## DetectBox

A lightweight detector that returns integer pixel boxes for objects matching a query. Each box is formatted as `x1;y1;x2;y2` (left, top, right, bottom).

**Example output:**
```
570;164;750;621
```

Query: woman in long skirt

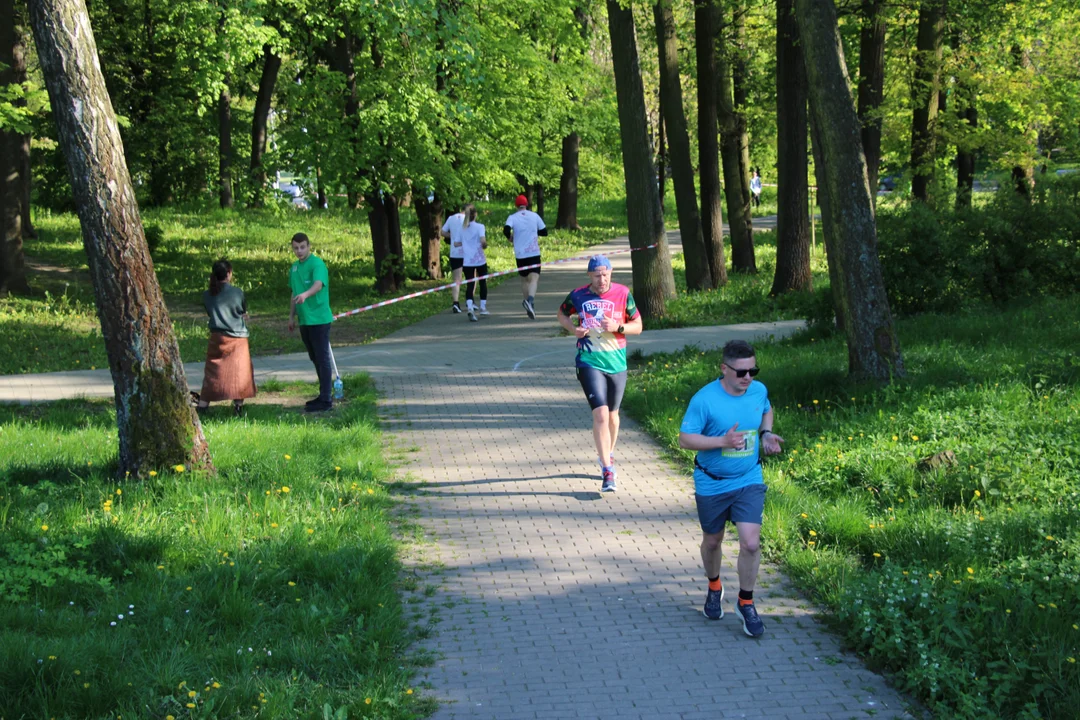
195;259;256;416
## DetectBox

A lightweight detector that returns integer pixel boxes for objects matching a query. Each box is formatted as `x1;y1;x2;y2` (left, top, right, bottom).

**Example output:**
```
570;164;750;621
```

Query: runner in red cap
504;194;548;319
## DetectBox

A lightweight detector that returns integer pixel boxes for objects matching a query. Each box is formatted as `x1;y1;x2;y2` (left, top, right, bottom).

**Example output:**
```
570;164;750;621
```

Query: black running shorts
576;366;627;411
449;257;464;271
516;255;541;277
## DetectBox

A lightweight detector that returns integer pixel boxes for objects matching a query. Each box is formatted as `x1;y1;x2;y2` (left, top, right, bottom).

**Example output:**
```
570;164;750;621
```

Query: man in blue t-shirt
678;340;785;638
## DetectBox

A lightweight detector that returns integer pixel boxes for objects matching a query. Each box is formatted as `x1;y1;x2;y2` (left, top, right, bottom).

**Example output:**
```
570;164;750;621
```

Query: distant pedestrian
195;259;256;416
556;255;642;493
455;203;489;322
287;232;334;412
504;194;548;319
441;209;466;314
678;340;784;638
750;169;762;208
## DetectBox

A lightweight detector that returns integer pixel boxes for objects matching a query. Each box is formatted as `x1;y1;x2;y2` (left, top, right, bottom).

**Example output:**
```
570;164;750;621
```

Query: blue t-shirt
679;379;771;495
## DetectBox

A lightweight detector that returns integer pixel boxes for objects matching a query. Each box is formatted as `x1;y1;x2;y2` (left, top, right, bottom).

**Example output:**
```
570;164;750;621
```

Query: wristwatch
617;324;625;334
760;429;773;438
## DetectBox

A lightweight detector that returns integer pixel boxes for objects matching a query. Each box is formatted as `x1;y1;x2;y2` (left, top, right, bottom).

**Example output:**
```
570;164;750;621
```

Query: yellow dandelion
307;528;314;534
186;704;196;709
271;522;279;528
974;490;981;498
800;513;808;519
807;540;816;546
1073;624;1078;630
83;682;90;689
48;655;56;660
406;688;414;695
186;586;192;591
288;581;296;586
813;400;819;405
115;488;122;495
281;486;291;493
891;435;899;442
156;565;164;570
1070;658;1077;664
188;690;197;698
148;470;157;477
1050;603;1059;609
367;488;375;495
873;553;882;558
365;698;372;705
284;454;292;460
41;524;48;532
266;490;271;495
1047;536;1055;541
173;464;185;472
335;466;341;472
911;435;919;441
809;530;818;537
967;567;974;574
167;716;176;720
1006;609;1012;614
1040;604;1046;609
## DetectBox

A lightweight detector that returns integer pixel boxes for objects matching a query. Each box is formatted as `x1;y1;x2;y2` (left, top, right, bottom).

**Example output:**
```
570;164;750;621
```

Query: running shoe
479;307;491;316
734;599;765;638
468;309;478;322
523;299;536;319
452;302;462;313
601;470;616;493
703;586;725;620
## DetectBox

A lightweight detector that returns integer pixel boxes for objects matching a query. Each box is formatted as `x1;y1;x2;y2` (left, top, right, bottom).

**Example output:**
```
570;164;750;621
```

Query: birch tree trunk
796;0;903;381
28;0;213;473
654;0;711;290
607;0;675;318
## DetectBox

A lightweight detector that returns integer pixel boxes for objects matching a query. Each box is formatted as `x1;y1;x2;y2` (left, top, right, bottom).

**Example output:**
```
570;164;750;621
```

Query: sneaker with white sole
523;299;536;319
479;307;490;316
734;599;765;637
468;309;478;322
452;302;462;313
600;470;616;493
703;586;724;620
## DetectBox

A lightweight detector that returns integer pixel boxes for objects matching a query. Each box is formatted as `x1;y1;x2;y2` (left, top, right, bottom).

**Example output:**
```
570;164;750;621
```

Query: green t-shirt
289;254;333;326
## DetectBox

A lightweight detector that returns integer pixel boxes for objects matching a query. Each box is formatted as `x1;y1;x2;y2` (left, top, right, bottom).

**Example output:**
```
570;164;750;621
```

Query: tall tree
857;0;886;200
694;0;727;286
910;0;945;204
717;3;755;273
249;43;281;207
1;0;31;294
796;0;903;382
955;103;977;207
29;0;213;473
555;132;582;230
771;0;811;295
808;112;845;331
218;83;234;209
654;0;711;291
607;0;675;318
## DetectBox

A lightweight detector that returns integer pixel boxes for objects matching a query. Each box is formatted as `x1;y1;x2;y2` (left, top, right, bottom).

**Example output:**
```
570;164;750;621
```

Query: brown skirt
200;333;257;401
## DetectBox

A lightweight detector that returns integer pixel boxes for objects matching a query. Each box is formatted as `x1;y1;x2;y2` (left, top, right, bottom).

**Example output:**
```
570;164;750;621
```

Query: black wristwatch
617;324;625;334
760;429;773;438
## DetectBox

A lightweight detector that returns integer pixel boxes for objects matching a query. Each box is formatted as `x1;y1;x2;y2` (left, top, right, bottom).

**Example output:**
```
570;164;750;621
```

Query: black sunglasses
724;365;760;378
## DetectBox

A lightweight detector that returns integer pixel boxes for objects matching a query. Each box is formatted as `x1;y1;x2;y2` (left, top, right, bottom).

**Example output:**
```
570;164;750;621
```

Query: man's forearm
678;432;726;451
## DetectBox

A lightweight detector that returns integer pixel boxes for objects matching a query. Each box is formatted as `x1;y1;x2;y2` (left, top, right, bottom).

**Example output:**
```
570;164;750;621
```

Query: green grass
648;230;830;329
0;375;434;719
3;197;630;375
622;296;1080;719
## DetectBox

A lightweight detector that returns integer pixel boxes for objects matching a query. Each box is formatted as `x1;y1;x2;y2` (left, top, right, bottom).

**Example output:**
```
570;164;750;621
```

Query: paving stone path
2;228;917;719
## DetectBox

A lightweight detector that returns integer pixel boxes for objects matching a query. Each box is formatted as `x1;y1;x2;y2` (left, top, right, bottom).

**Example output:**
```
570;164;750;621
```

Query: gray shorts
695;484;767;534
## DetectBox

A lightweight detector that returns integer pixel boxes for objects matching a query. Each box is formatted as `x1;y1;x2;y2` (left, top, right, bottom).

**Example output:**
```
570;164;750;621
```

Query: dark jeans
299;323;333;403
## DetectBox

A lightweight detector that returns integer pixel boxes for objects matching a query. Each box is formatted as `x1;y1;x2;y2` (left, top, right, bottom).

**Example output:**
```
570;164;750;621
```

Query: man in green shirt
287;232;334;412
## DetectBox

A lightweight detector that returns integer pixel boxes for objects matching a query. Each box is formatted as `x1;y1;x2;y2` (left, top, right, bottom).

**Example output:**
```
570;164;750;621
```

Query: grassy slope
622;297;1080;719
3;198;630;375
0;376;434;719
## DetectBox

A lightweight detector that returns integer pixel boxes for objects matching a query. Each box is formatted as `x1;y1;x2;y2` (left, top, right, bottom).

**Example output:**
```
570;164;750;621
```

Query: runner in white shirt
503;194;548;319
455;204;489;322
440;211;466;314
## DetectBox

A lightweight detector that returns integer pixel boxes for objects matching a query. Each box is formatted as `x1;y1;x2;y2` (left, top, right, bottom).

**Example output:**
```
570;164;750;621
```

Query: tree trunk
415;194;444;280
555;132;582;230
249;43;281;208
1010;45;1034;199
717;9;755;273
955;105;977;208
771;0;811;296
909;0;945;204
386;193;405;286
657;112;667;213
366;193;397;294
516;173;534;208
695;0;727;286
654;0;711;291
316;165;327;209
536;184;545;219
797;0;903;382
1;0;30;294
857;0;886;201
218;84;234;209
808;112;844;332
29;0;213;474
20;131;34;238
606;0;676;318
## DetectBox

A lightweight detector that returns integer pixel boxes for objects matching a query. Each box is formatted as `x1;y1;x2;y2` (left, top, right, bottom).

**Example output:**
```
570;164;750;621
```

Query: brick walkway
372;240;916;719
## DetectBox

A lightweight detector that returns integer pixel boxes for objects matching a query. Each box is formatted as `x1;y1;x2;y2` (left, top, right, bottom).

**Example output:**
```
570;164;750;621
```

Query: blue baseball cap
587;255;612;272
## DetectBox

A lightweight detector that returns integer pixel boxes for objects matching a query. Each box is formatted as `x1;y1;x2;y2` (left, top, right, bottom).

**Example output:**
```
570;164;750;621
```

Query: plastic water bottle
333;376;344;400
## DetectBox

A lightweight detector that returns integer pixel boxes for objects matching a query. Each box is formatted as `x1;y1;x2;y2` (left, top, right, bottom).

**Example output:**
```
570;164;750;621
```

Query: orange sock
738;597;754;606
708;578;722;592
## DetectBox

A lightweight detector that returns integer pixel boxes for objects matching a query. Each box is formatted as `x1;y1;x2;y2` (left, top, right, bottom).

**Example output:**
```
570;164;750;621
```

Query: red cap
515;194;528;207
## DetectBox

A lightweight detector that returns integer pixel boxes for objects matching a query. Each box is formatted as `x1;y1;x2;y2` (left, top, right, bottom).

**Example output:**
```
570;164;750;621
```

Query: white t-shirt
504;209;546;258
441;213;466;259
459;221;487;266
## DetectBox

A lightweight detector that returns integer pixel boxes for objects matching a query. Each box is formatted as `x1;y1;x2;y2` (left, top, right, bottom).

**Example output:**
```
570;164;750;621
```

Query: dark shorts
695;484;767;534
449;256;464;271
516;255;541;277
576;366;627;411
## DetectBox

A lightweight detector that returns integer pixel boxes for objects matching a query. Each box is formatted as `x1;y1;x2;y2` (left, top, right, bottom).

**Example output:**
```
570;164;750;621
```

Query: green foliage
877;174;1080;314
0;376;430;719
624;295;1080;718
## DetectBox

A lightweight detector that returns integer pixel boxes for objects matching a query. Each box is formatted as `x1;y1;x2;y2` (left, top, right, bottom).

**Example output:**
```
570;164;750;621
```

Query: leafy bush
877;175;1080;314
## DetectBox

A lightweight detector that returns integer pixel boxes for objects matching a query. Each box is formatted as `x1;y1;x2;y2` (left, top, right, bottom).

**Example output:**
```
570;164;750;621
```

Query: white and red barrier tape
332;243;659;320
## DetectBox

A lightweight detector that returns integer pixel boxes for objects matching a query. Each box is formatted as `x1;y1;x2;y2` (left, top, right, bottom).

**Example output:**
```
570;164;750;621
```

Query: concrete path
1;227;916;719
